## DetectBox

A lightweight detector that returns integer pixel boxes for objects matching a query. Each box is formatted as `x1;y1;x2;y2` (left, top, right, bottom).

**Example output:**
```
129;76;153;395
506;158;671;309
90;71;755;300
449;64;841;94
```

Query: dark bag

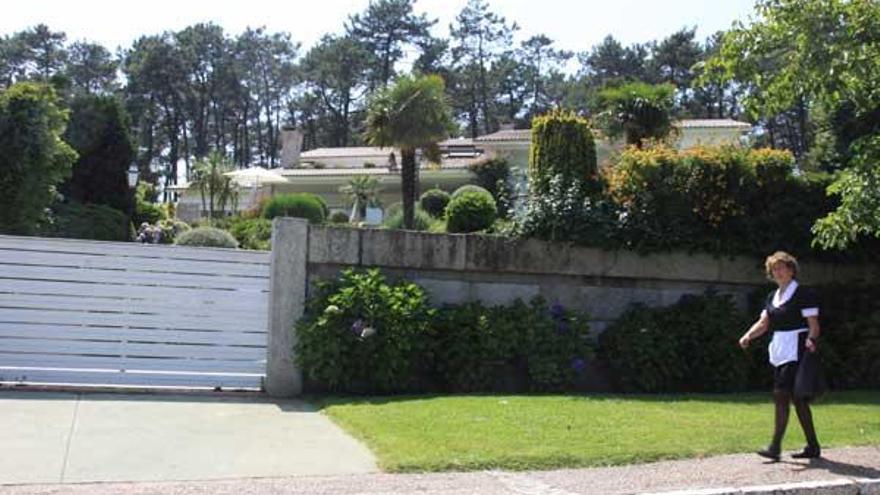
794;350;826;400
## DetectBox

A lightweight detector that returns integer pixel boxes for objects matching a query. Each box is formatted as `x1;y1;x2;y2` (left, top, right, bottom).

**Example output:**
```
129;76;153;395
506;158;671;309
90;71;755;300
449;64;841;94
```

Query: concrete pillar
266;217;308;397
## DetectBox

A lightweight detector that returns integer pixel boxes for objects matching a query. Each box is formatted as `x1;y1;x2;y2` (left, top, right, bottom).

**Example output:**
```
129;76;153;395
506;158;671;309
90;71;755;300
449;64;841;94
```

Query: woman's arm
805;316;820;352
739;312;770;349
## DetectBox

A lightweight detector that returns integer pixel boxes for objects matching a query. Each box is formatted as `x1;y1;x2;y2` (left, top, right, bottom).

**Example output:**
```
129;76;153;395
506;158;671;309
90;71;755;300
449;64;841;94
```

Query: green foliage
41;202;128;241
61;94;134;212
295;269;435;394
528;109;598;197
339;175;381;221
329;211;351;224
467;157;513;218
419;188;451;218
599;292;749;393
445;190;497;234
262;193;326;223
383;207;434;231
226;217;271;251
134;183;167;225
175;226;239;248
433;299;593;392
596;82;675;147
0;82;77;235
451;184;491;199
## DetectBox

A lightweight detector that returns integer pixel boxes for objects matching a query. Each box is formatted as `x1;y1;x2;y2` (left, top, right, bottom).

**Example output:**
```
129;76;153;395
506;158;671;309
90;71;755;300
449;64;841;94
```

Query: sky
3;0;758;55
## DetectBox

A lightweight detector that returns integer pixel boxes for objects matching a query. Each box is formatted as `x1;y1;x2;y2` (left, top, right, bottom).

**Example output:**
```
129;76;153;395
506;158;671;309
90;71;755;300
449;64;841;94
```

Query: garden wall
305;225;876;335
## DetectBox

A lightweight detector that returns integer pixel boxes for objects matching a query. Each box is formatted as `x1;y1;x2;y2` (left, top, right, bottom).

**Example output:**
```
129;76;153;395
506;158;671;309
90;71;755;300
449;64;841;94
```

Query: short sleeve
800;287;820;318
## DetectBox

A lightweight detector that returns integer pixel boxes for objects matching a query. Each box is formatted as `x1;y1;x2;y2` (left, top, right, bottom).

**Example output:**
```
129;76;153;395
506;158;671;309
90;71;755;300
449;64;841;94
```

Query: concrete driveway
0;389;377;485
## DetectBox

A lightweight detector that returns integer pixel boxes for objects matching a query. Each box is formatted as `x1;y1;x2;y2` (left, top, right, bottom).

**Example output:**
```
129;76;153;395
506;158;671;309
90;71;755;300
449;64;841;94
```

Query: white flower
324;305;341;315
360;326;377;338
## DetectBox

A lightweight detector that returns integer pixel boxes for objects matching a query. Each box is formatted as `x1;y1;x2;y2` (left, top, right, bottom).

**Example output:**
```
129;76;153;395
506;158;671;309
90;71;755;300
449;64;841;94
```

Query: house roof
300;147;398;159
474;129;532;143
438;137;476;147
675;119;752;129
277;157;479;178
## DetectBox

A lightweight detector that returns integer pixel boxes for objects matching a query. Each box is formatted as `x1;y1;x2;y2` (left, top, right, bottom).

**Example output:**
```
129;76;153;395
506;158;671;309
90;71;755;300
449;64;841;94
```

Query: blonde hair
765;251;799;280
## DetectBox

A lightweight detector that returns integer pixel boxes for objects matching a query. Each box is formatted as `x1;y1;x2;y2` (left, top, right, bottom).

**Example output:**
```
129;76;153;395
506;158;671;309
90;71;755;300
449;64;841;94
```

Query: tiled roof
474;129;532;142
675;119;752;129
277;157;479;177
438;137;476;146
300;147;398;159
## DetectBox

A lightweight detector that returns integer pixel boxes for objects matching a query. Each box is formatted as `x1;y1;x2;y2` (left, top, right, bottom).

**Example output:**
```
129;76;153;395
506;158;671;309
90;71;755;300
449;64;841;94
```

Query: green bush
295;269;435;394
227;217;271;250
446;190;497;233
384;202;402;218
599;292;749;393
137;218;190;244
451;184;491;199
383;208;435;231
529;109;598;196
175;227;238;248
419;188;451;218
433;299;593;392
329;211;350;224
262;193;326;223
467;157;513;218
42;202;129;241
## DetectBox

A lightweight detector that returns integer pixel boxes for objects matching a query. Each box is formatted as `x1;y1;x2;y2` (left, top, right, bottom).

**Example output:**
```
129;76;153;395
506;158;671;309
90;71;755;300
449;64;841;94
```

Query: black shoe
791;446;821;459
757;446;781;461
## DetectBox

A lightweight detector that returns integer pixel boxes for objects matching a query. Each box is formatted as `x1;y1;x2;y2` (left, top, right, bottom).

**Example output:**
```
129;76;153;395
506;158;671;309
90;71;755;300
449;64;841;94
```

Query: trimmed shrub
467;157;514;217
295;269;435;394
42;202;128;241
451;184;491;199
329;211;350;224
383;207;434;231
599;292;749;393
175;227;238;248
420;188;451;218
446;190;497;233
261;193;326;223
528;109;598;196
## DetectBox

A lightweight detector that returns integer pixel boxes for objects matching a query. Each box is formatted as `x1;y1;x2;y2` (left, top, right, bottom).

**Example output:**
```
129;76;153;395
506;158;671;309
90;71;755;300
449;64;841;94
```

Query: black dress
762;281;819;392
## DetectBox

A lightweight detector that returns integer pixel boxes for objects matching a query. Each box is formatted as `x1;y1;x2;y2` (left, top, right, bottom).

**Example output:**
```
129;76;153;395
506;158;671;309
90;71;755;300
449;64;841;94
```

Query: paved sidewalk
2;445;877;494
0;390;377;485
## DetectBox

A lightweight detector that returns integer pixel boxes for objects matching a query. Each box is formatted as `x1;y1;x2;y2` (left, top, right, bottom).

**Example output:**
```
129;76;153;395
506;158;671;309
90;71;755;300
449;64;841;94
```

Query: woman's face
770;262;794;286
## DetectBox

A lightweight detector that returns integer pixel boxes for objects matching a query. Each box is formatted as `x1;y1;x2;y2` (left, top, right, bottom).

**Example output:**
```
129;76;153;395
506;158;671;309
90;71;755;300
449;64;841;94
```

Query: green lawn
315;391;880;472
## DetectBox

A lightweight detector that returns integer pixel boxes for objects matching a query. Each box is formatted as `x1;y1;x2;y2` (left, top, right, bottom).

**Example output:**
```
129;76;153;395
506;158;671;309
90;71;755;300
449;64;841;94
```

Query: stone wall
305;226;876;334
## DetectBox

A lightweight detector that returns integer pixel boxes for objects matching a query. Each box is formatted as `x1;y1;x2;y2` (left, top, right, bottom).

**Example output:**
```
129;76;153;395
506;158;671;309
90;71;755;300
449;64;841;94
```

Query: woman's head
765;251;798;283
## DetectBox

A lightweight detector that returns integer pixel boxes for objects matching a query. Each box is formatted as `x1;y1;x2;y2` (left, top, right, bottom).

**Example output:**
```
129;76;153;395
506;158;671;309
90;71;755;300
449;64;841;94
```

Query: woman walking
739;251;822;461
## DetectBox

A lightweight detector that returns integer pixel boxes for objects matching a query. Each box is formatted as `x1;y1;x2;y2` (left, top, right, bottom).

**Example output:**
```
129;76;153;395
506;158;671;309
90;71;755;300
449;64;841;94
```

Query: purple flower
351;319;365;336
571;357;586;373
550;302;566;319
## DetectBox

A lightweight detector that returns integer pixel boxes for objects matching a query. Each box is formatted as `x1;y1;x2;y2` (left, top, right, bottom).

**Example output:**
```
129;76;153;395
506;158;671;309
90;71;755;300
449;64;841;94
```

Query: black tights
771;389;819;449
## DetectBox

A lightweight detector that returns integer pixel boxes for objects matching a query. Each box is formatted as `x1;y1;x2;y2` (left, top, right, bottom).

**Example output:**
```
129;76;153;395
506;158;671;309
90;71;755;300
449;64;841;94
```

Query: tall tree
66;41;118;95
649;27;702;110
365;74;453;229
597;82;676;147
578;35;648;87
17;24;68;81
346;0;435;88
0;83;77;234
516;35;572;119
62;94;135;212
450;0;518;137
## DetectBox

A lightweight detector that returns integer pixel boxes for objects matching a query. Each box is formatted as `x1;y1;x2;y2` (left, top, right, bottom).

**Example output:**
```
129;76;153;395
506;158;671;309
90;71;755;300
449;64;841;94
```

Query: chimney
280;127;303;168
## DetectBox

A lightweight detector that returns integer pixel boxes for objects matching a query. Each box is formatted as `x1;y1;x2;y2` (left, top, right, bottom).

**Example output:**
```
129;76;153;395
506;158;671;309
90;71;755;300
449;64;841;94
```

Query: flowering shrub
599;291;748;392
137;219;190;244
295;269;594;394
295;269;435;394
433;299;593;392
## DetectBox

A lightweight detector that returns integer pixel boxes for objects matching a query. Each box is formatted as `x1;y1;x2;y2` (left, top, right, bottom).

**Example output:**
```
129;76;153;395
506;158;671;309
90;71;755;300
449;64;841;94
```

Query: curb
644;478;880;495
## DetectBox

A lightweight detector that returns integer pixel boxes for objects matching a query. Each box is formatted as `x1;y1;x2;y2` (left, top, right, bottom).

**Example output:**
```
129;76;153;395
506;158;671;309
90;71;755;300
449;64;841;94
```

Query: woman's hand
739;334;750;350
806;337;818;353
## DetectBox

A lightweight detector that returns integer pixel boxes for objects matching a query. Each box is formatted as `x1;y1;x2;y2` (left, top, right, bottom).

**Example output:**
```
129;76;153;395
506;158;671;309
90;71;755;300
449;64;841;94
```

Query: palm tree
190;151;238;221
365;74;453;229
340;175;381;221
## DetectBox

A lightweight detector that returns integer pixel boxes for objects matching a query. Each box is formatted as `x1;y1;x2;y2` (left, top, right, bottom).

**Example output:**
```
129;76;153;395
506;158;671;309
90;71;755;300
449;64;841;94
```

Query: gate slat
0;353;264;374
0;323;266;346
0;369;262;389
0;265;268;291
0;307;266;333
0;338;264;360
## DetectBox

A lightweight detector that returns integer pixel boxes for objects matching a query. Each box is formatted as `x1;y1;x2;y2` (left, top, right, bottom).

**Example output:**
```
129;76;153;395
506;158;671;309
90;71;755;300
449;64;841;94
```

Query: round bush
227;217;271;250
329;211;350;224
420;188;451;218
261;193;326;223
175;227;239;248
44;202;129;241
445;190;497;233
451;184;492;200
383;208;434;231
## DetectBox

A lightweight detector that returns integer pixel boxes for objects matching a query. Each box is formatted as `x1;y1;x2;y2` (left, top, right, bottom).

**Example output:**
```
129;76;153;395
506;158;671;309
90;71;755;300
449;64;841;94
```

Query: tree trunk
401;148;418;229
